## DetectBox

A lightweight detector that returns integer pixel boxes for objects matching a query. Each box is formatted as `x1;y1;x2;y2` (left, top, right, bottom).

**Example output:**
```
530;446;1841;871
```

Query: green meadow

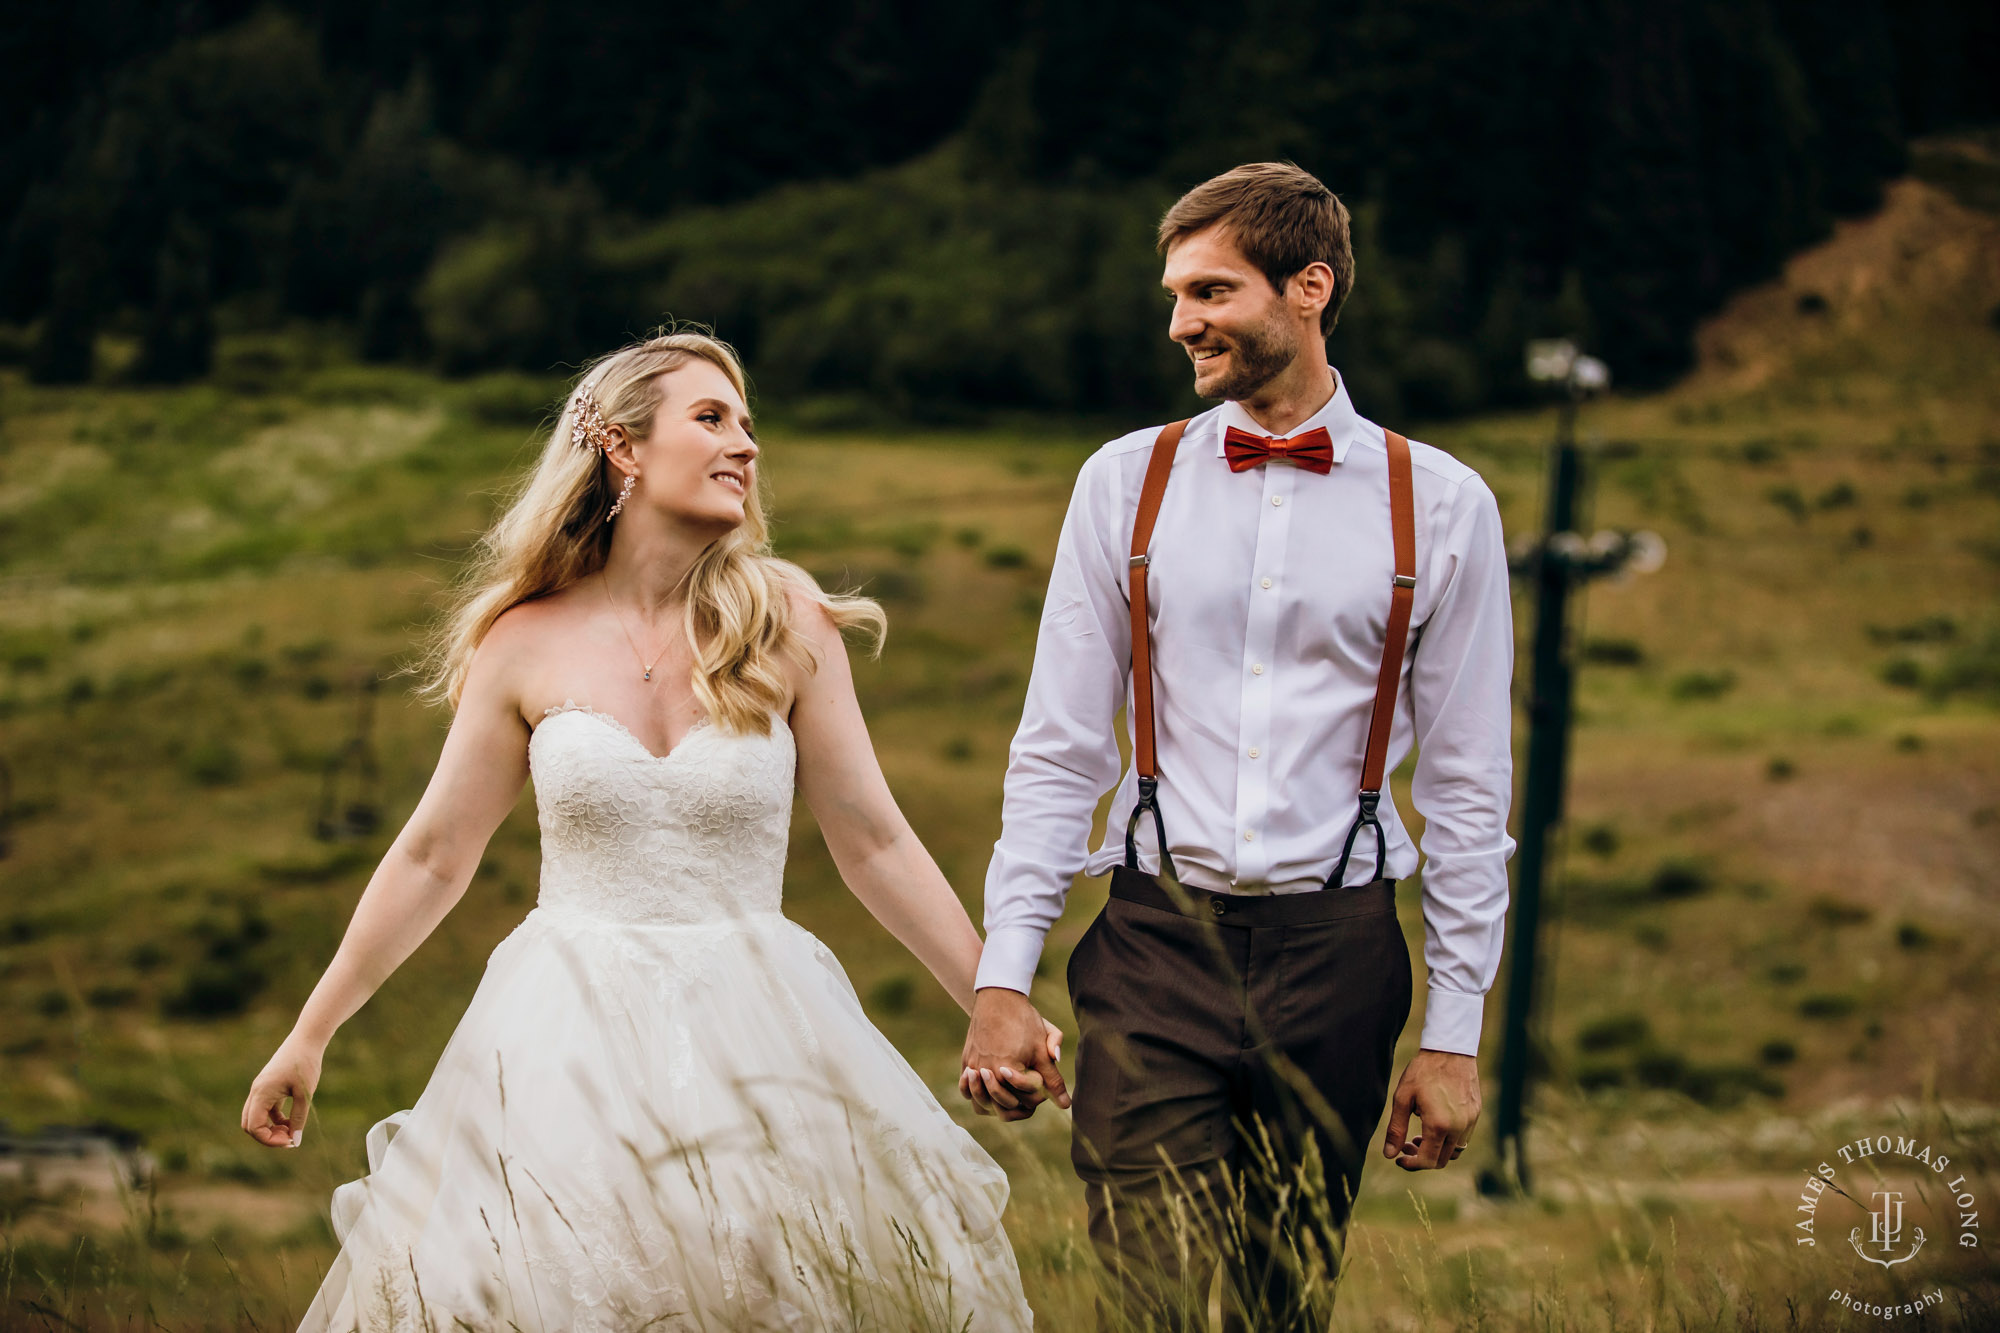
3;181;1999;1328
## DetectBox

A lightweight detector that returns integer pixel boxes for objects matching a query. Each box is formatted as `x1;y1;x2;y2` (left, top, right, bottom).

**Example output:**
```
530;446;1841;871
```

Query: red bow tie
1223;425;1335;474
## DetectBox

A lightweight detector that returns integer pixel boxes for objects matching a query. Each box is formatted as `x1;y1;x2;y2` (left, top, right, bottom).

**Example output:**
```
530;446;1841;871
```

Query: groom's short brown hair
1157;162;1354;335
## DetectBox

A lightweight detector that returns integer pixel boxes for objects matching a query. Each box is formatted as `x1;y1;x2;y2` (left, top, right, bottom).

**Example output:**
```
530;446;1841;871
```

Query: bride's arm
788;599;987;1012
240;632;530;1148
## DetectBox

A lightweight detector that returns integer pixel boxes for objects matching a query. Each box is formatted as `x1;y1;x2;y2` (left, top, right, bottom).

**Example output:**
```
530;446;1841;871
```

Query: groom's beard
1189;310;1301;402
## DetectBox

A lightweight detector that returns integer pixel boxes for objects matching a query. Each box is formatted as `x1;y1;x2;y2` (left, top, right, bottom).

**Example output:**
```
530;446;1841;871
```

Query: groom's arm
976;449;1132;995
1404;469;1517;1059
1383;467;1515;1170
963;450;1131;1115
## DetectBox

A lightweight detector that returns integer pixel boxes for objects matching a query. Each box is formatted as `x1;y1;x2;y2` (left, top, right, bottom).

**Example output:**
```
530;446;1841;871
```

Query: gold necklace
600;568;689;682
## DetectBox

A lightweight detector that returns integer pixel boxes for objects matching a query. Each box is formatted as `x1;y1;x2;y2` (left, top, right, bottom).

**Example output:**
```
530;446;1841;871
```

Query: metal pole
1483;403;1582;1196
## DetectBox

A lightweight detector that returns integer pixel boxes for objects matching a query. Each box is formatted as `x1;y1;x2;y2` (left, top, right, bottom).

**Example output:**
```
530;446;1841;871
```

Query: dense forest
4;0;1996;419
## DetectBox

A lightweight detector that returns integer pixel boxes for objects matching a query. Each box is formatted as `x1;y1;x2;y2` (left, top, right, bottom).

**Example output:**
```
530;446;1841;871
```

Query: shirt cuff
1418;985;1488;1057
974;924;1049;996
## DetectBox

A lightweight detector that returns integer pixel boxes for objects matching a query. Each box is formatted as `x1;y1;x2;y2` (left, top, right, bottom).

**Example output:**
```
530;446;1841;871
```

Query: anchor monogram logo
1848;1189;1926;1269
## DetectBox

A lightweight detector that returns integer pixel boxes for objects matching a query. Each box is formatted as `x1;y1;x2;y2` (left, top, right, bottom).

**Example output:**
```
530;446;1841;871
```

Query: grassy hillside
2;178;1999;1328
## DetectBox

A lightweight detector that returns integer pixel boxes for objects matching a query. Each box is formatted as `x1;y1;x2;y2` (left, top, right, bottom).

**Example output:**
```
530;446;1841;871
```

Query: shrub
867;973;916;1016
1578;822;1620;857
1648;858;1711;898
1865;615;1956;644
1806;895;1872;926
1669;669;1736;701
1574;1062;1627;1092
1799;991;1858;1019
1678;1063;1783;1107
1878;657;1924;689
884;524;939;559
1632;1049;1686;1089
1933;625;2000;702
1763;484;1808;521
1581;637;1644;666
1576;1013;1651;1052
164;959;267;1018
86;983;139;1008
184;740;243;786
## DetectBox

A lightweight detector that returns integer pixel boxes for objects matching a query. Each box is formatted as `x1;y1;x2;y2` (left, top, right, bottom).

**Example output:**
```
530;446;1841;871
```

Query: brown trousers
1068;868;1413;1332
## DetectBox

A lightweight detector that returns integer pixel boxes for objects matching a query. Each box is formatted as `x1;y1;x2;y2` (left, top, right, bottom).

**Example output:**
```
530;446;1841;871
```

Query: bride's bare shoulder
468;587;592;701
781;576;841;636
478;593;558;658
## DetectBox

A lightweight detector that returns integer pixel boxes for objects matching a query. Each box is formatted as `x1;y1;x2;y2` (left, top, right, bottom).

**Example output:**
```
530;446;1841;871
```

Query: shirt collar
1211;367;1360;464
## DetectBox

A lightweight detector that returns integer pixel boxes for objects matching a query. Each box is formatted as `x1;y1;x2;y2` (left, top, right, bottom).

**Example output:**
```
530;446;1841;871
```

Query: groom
960;162;1517;1329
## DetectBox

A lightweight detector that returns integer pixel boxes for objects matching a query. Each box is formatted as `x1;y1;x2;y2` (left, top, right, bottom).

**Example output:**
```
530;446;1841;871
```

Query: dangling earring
607;470;638;521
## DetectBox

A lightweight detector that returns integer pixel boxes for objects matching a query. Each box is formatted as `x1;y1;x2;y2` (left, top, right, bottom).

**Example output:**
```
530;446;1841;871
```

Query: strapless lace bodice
528;701;795;925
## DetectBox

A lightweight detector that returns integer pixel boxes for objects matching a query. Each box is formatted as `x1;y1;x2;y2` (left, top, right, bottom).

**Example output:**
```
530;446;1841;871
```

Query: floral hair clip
570;387;613;453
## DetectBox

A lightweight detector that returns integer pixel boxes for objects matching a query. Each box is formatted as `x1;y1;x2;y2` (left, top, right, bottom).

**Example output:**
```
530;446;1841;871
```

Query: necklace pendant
643;668;652;681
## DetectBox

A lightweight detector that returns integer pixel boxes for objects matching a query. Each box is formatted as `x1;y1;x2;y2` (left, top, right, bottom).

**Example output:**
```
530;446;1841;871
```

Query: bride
240;331;1065;1331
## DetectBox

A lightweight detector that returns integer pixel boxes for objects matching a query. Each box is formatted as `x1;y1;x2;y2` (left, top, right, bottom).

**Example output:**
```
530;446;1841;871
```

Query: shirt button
1243;830;1256;842
1271;495;1284;507
1261;577;1273;589
1251;663;1264;675
1248;747;1260;758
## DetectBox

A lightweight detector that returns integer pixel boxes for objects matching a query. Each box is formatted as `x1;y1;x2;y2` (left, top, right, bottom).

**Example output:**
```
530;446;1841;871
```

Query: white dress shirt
975;372;1517;1057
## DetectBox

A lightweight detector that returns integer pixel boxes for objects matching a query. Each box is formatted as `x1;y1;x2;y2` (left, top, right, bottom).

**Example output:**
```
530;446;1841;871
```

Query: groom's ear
1290;261;1336;328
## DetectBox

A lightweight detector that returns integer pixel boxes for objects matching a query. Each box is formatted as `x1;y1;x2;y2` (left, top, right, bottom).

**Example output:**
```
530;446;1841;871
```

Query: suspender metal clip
1393;573;1417;588
1124;774;1180;882
1328;788;1388;889
1129;554;1150;569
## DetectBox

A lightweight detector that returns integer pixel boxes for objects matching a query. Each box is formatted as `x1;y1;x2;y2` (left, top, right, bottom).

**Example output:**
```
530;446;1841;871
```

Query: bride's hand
241;1035;323;1149
965;1020;1066;1110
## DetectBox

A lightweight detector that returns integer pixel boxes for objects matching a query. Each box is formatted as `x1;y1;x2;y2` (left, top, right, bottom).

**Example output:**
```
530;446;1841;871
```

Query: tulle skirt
299;905;1032;1332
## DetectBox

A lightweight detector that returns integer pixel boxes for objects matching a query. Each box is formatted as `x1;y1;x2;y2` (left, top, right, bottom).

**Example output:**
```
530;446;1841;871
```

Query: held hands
1382;1048;1481;1170
241;1034;324;1149
959;987;1069;1120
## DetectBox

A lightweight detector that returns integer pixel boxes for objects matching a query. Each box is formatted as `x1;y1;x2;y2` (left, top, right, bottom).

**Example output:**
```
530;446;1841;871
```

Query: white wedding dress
300;701;1032;1332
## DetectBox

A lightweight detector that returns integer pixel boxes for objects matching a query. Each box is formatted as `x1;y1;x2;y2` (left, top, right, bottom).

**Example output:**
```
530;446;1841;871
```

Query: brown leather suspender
1122;421;1418;888
1330;427;1418;886
1122;418;1190;881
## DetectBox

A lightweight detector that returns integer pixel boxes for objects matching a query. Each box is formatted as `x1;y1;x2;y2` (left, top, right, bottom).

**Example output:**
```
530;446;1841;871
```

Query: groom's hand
960;987;1070;1120
1382;1048;1481;1170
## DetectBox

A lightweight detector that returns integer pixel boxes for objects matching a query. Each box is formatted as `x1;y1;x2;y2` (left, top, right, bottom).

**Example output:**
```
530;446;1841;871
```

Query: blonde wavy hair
415;330;885;732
